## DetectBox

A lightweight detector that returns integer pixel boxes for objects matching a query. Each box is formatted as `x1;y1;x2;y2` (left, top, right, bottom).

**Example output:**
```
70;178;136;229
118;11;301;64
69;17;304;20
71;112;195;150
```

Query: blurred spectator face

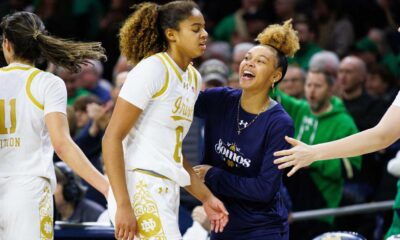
73;96;101;128
199;59;229;89
315;0;330;21
337;57;365;94
279;66;305;99
228;74;241;89
246;18;268;41
232;50;248;74
368;28;385;53
295;22;314;45
113;56;133;81
57;69;79;98
366;73;388;97
202;41;231;64
305;71;332;113
112;71;128;102
74;110;90;128
274;0;294;19
78;64;100;90
242;0;263;12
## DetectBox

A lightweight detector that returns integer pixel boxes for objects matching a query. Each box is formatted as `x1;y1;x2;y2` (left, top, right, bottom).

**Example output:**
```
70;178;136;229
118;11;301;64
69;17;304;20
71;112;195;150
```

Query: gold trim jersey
119;53;201;186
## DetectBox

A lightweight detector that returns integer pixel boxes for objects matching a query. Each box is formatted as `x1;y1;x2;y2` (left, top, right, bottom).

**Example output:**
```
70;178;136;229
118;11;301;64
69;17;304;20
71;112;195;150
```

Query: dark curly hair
119;0;199;64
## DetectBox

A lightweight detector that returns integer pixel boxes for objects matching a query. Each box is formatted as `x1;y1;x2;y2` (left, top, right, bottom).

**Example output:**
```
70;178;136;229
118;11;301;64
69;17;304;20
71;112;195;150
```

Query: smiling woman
192;20;299;240
102;1;229;240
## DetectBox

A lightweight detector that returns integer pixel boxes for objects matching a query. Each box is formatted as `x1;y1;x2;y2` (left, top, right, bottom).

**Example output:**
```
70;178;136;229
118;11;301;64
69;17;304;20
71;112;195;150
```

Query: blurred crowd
1;0;400;239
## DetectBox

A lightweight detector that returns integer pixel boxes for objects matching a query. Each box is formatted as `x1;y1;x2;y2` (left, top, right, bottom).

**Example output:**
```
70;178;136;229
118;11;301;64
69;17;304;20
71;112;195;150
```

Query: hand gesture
202;195;229;233
115;204;137;240
273;136;317;177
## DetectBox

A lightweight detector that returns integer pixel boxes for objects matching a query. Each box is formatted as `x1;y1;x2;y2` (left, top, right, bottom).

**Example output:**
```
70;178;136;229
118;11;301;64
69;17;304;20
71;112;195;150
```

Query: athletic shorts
108;169;182;239
0;176;53;240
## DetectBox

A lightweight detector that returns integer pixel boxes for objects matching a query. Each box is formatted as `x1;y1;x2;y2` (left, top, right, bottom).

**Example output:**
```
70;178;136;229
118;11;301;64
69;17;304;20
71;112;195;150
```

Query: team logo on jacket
215;139;251;168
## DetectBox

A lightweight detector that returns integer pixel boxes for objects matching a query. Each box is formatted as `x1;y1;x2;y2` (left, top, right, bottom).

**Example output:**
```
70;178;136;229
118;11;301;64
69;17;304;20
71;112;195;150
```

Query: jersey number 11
0;99;16;134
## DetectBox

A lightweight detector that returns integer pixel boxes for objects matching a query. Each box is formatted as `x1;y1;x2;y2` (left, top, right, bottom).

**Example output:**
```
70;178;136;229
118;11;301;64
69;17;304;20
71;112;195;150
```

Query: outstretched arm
274;105;400;176
46;112;109;197
183;158;229;233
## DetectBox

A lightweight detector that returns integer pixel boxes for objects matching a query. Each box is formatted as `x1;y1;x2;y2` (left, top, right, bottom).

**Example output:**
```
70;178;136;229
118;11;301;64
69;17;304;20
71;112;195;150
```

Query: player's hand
193;164;212;182
202;195;229;233
192;206;211;231
273;136;316;177
115;204;137;240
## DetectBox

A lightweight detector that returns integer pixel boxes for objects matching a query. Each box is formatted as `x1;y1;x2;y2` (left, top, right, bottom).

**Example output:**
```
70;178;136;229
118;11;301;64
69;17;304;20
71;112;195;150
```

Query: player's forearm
315;127;392;161
183;158;213;203
56;138;108;197
102;134;130;207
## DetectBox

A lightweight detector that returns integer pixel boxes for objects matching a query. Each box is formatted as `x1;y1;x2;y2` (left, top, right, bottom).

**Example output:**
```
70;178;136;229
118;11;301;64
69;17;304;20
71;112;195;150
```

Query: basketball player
102;1;228;240
0;11;109;240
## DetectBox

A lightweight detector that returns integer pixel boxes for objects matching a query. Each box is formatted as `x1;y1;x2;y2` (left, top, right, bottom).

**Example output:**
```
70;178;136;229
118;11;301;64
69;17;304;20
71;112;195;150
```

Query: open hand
202;195;229;233
273;136;316;177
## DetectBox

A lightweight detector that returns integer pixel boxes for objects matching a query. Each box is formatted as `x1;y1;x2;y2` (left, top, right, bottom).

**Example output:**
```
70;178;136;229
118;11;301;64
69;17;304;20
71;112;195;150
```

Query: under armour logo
239;120;248;128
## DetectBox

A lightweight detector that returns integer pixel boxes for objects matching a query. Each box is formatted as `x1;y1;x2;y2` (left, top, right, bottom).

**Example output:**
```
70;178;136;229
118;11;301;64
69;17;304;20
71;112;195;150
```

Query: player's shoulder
129;53;166;76
137;53;165;69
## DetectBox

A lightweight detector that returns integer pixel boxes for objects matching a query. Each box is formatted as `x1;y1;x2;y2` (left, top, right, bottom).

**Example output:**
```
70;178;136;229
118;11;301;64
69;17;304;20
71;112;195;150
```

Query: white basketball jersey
119;53;201;187
0;63;67;192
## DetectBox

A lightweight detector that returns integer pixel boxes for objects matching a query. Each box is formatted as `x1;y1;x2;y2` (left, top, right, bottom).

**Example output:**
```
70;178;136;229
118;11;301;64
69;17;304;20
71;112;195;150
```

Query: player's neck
9;57;33;67
166;49;191;71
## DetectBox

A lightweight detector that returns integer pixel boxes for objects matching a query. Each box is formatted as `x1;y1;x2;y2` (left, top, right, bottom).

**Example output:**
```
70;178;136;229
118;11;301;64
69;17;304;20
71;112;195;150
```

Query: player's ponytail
1;11;106;72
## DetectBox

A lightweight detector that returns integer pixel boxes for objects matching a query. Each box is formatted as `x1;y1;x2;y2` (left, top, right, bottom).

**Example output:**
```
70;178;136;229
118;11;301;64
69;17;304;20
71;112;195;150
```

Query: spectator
77;60;112;104
54;66;90;106
199;59;230;89
366;64;398;104
288;16;322;70
333;55;394;239
213;0;265;44
353;37;381;69
315;0;355;57
73;95;112;207
202;41;232;64
111;71;128;103
279;65;306;99
274;0;296;22
54;162;105;223
273;69;361;239
308;51;340;95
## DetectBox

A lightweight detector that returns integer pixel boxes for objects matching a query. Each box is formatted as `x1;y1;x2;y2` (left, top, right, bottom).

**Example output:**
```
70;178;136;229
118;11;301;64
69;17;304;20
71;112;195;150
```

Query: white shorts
108;169;182;240
0;176;53;240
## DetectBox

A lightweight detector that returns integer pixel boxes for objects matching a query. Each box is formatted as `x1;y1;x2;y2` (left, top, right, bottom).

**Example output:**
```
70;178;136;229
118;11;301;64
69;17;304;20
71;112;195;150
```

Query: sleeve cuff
204;167;221;185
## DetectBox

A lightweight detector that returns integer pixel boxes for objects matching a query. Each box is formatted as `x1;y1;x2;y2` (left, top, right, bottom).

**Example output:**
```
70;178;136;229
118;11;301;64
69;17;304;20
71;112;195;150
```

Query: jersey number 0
173;126;184;163
0;99;16;134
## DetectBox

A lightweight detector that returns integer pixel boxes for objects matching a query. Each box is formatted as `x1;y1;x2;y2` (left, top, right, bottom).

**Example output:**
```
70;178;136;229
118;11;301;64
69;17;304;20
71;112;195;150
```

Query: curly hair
255;19;299;81
119;1;199;65
256;19;299;58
